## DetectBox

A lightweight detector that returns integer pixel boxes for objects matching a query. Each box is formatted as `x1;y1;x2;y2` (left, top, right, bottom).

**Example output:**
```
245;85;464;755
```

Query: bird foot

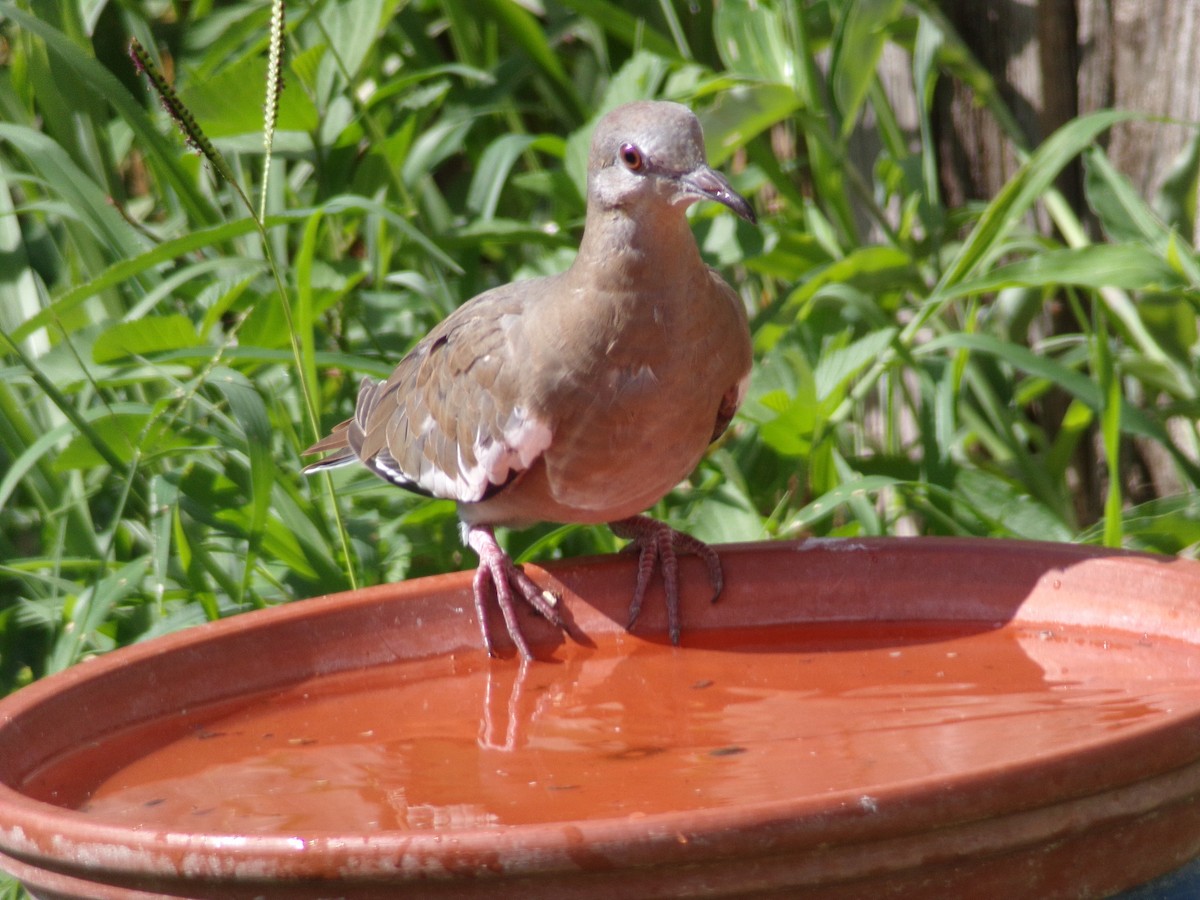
608;515;724;645
465;525;564;659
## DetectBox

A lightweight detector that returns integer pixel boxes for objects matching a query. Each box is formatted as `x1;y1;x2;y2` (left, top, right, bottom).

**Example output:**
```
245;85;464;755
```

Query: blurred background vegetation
2;0;1200;723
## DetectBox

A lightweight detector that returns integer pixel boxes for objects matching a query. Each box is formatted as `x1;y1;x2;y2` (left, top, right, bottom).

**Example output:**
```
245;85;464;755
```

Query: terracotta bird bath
2;537;1200;899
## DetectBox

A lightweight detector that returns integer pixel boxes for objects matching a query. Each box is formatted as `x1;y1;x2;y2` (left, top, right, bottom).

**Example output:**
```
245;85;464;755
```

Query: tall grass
2;0;1199;724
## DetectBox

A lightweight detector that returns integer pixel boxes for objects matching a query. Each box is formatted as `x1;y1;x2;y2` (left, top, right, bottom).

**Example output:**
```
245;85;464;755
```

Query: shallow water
33;621;1200;834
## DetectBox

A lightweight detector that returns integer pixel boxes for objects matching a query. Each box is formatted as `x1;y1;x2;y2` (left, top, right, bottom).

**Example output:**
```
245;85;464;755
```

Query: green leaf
923;332;1198;481
701;84;804;167
715;0;797;85
783;475;902;534
783;246;914;315
53;413;189;470
92;315;203;364
314;0;386;83
179;52;319;138
1083;148;1169;245
467;134;565;220
554;0;681;59
48;557;150;674
210;369;274;550
936;109;1143;293
478;0;585;118
1078;493;1200;554
12;217;265;343
0;3;216;225
946;244;1187;299
0;123;147;259
830;0;906;138
815;327;898;404
953;468;1073;541
1154;128;1200;242
1137;291;1200;360
742;348;817;458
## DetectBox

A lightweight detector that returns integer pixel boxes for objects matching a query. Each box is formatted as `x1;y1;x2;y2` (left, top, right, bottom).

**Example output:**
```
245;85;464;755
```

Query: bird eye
619;143;644;171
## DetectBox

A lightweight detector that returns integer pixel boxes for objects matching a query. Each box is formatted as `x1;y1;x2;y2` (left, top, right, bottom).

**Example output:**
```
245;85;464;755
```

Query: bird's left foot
466;525;564;659
608;515;723;644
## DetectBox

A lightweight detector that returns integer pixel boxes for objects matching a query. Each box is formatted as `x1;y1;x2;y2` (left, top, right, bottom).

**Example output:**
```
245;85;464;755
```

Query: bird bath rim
2;537;1200;899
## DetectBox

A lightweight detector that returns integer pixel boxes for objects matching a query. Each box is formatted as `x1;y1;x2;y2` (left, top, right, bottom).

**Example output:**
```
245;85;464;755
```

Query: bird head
586;101;756;226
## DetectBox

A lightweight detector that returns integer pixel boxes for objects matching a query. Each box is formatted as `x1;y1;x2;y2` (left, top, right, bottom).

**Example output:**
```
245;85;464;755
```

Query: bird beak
680;165;757;225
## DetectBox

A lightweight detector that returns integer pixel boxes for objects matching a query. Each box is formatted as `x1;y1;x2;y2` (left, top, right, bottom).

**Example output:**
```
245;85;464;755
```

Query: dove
304;100;755;657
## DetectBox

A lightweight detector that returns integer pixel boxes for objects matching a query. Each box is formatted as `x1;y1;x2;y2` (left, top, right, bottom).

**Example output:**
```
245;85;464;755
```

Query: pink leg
608;515;724;645
465;524;563;658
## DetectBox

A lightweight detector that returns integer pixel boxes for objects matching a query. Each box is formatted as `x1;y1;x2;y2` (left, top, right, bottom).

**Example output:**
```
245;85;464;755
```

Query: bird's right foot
465;525;563;659
609;515;724;645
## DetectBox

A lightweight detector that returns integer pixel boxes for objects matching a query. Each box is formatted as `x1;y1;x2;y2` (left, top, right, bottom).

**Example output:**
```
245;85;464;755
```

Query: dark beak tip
686;167;757;226
717;189;757;227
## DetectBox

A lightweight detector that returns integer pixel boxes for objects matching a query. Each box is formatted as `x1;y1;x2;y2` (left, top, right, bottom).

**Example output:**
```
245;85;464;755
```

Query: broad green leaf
954;468;1073;542
92;315;203;364
783;245;915;314
741;348;818;458
701;84;804;167
946;244;1187;299
715;0;797;86
179;54;319;138
467;134;565;220
830;0;906;138
313;0;386;85
687;483;767;544
815;327;898;404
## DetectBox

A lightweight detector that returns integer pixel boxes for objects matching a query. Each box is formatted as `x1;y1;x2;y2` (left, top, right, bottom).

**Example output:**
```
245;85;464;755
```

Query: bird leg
608;515;724;645
465;524;563;659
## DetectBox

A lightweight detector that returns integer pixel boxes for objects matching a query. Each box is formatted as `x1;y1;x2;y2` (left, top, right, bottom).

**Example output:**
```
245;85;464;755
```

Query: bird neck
570;204;705;297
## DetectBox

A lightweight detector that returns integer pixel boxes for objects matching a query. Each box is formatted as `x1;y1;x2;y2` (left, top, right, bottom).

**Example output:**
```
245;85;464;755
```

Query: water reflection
69;623;1198;833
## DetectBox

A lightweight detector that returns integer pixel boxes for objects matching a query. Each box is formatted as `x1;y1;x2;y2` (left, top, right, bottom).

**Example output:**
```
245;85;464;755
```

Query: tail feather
302;420;357;474
301;449;358;474
302;378;382;476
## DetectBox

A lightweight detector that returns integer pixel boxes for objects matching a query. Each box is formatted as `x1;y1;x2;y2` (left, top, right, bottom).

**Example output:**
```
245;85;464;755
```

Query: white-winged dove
304;100;755;657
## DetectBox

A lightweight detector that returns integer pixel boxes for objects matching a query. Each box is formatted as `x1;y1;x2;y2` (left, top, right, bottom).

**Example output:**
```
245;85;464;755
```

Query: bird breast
461;270;749;528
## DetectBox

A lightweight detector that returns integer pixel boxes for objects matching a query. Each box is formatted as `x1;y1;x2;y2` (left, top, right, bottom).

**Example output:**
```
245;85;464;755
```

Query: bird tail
302;377;382;474
301;422;357;474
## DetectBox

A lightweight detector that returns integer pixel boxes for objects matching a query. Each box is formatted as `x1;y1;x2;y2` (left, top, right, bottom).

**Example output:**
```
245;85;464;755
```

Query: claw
608;515;724;645
466;525;563;658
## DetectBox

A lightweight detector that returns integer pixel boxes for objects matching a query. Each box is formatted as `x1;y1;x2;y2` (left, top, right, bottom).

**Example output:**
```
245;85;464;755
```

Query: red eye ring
619;143;644;171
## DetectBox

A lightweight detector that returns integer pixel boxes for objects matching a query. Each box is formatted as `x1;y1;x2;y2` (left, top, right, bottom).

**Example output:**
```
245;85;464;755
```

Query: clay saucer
1;538;1200;898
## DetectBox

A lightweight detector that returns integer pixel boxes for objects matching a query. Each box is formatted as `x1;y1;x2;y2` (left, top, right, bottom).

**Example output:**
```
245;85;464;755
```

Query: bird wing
708;269;752;443
304;283;553;504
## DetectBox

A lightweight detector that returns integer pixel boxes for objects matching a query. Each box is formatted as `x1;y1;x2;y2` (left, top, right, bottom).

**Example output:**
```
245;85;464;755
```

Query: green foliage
3;0;1200;746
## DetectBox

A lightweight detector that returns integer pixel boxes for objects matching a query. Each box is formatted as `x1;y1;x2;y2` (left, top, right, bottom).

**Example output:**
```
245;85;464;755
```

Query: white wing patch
364;405;551;503
733;370;751;409
466;407;551;498
407;406;552;503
